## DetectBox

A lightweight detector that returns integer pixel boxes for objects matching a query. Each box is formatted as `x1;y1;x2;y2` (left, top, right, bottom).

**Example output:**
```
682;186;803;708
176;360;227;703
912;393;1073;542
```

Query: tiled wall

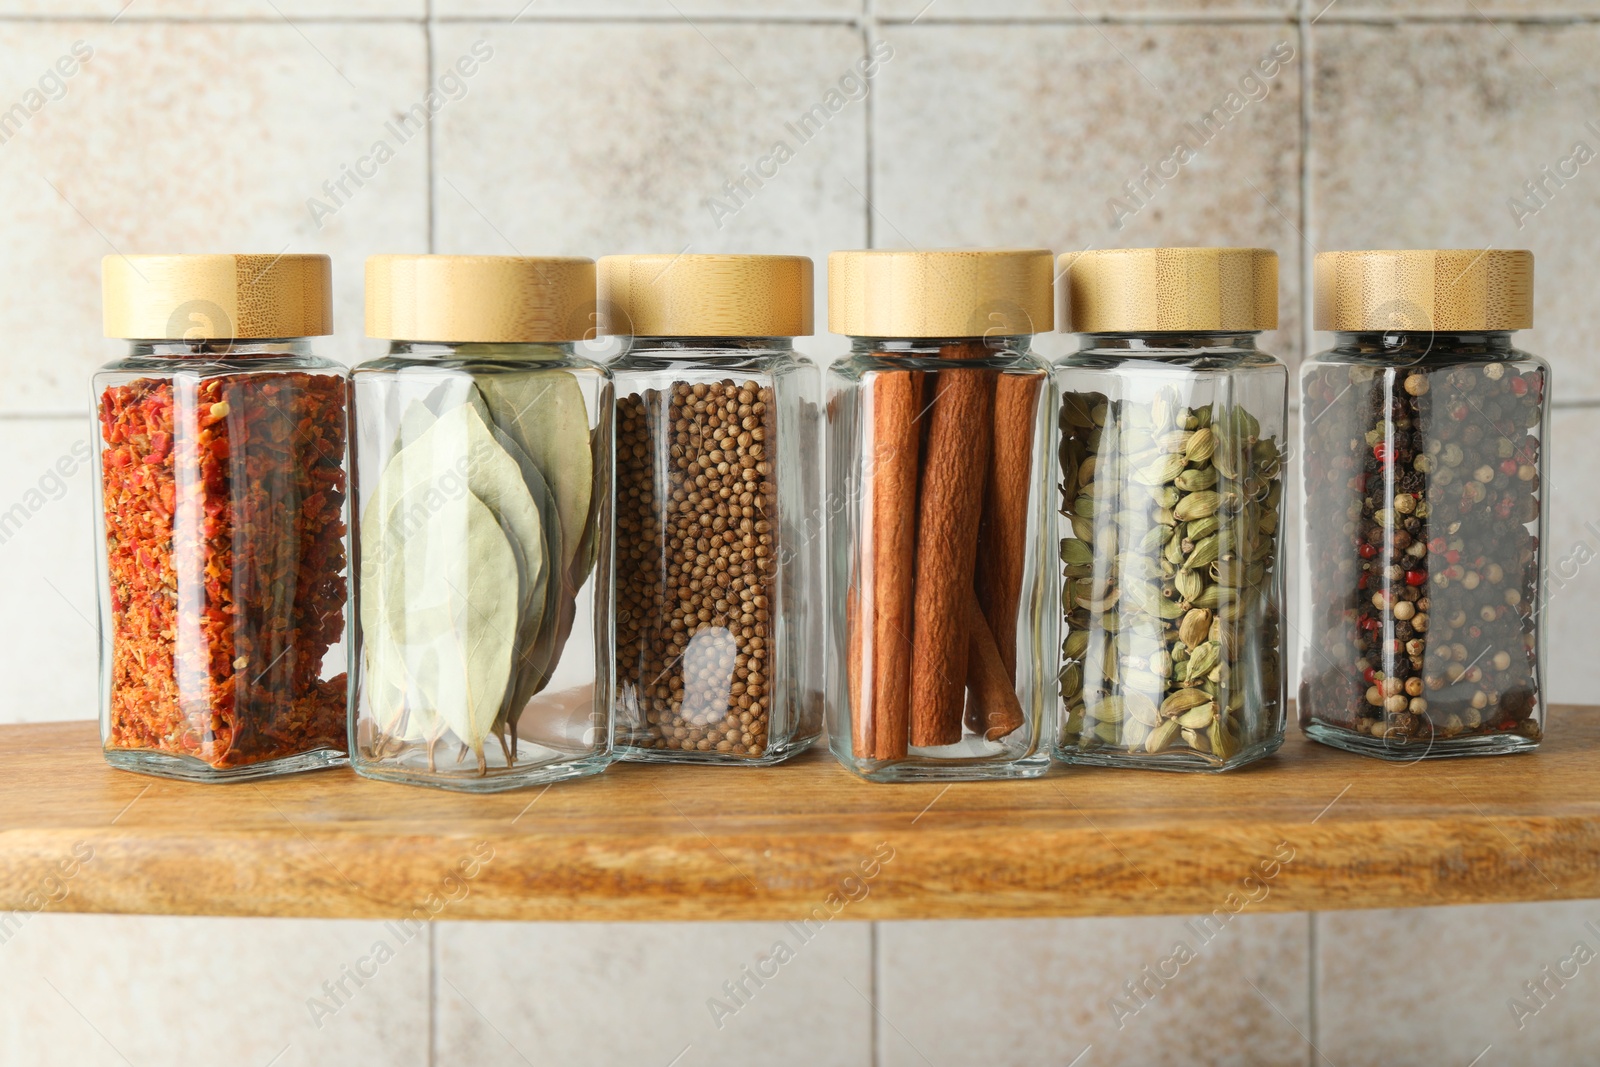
3;1;1600;1064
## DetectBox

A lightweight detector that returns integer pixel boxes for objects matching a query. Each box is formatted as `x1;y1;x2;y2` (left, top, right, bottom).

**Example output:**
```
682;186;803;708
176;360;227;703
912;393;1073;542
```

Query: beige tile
431;21;868;362
0;1;422;15
1544;408;1598;707
878;0;1292;15
1309;22;1600;398
0;21;429;415
878;913;1311;1066
872;23;1305;367
0;914;427;1067
436;921;872;1066
1318;900;1600;1066
0;418;100;724
435;0;858;15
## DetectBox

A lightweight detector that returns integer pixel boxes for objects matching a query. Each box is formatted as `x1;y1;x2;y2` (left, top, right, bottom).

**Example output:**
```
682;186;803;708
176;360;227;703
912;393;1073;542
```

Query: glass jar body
611;339;823;765
1055;334;1288;772
1299;332;1548;758
827;336;1053;782
93;340;350;781
349;342;615;791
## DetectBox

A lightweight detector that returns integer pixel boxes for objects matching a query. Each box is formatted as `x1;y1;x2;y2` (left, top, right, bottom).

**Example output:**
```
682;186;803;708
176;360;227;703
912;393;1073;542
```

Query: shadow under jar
602;254;823;764
1300;249;1547;758
826;249;1056;782
351;255;614;791
1055;248;1288;772
94;254;349;781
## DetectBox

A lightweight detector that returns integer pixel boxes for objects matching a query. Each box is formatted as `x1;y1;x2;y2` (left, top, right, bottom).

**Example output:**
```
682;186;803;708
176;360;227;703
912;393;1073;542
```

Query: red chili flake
1358;543;1378;559
1405;570;1426;586
99;373;347;770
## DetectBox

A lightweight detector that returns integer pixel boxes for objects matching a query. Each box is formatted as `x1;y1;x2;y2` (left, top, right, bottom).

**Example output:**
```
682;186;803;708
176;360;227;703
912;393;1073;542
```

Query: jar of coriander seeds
827;248;1055;782
96;254;349;781
1055;248;1288;772
352;255;614;791
1300;250;1547;758
602;254;823;765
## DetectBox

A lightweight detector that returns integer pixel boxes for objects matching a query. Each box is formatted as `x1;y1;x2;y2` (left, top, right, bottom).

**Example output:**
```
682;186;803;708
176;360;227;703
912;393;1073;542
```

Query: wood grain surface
3;712;1597;922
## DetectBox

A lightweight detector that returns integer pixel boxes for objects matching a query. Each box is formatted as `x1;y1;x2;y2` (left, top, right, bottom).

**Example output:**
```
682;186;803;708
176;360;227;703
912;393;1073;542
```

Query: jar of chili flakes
1300;250;1548;758
602;254;823;764
96;254;349;780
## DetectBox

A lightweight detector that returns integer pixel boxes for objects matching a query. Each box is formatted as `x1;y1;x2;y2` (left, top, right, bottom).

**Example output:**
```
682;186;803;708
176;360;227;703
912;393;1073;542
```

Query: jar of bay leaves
1300;250;1547;758
601;254;823;764
351;255;614;791
1055;248;1288;772
827;248;1056;782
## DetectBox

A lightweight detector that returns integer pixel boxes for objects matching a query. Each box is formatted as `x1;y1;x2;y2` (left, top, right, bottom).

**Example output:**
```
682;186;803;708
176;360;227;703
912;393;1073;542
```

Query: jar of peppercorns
826;248;1055;782
1300;249;1547;758
353;255;615;791
95;254;349;781
1055;248;1289;772
602;254;823;764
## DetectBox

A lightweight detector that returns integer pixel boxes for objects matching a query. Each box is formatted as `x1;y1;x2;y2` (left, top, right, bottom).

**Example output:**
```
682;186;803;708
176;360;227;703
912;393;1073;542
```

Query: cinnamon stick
976;372;1042;681
964;586;1026;740
860;370;920;760
908;356;994;747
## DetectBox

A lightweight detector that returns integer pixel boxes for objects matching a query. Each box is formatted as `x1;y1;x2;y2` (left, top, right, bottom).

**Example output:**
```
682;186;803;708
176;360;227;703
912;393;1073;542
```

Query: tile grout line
1297;0;1314;374
870;920;881;1067
1307;912;1319;1067
425;0;437;256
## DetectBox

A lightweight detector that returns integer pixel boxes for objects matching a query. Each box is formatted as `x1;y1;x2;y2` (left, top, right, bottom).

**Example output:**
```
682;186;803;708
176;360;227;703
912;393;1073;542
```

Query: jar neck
1077;332;1260;354
126;338;315;359
1332;331;1516;360
624;337;794;353
387;341;578;360
849;335;1033;358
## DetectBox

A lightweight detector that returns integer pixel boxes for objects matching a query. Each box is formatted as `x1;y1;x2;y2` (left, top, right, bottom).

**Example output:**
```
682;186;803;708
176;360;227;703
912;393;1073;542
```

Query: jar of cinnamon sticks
827;248;1055;781
1055;248;1287;772
602;254;824;764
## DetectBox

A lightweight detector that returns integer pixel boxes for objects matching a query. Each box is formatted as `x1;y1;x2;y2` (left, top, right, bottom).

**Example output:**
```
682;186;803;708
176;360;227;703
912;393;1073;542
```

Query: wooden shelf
4;712;1599;922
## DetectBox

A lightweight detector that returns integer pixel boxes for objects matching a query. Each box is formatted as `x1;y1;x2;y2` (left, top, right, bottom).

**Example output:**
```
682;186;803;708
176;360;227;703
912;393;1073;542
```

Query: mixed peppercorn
1301;351;1544;746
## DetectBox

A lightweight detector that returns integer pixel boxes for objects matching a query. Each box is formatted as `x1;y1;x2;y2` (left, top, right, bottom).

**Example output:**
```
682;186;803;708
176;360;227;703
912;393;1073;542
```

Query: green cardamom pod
1062;394;1097;428
1063;630;1089;659
1058;661;1083;700
1138;525;1167;554
1210;718;1238;761
1164;533;1186;567
1145;718;1180;753
1154;485;1180;509
1134;453;1188;486
1184;426;1216;464
1073;494;1096;519
1124;689;1161;726
1070;515;1094;542
1160;687;1212;717
1173;491;1221;521
1154;507;1177;526
1060;538;1094;566
1174;567;1205;603
1178;702;1217;729
1186;641;1220;682
1186;516;1219;540
1184;534;1221;571
1157;429;1192;454
1174;467;1219;493
1089;695;1124;724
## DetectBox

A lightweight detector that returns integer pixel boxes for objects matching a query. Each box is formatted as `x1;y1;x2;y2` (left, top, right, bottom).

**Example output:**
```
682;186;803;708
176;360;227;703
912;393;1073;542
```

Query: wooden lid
1314;249;1533;331
1063;247;1278;333
828;248;1054;337
366;255;597;343
597;254;812;337
103;254;332;339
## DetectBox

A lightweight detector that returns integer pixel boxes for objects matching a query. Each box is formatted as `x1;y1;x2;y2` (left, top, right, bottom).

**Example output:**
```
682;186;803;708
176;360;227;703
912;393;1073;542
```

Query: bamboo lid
1314;249;1533;331
1063;247;1278;333
597;254;813;337
828;248;1054;338
365;255;597;343
103;254;332;339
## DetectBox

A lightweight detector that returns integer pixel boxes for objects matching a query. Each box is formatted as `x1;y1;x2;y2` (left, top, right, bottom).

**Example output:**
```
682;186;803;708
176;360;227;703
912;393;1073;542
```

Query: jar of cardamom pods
826;248;1056;782
601;253;823;765
1055;247;1288;772
1300;250;1547;758
351;255;615;791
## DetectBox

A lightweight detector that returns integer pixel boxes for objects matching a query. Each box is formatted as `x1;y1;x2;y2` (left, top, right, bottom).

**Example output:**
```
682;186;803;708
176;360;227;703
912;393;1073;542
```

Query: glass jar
602;254;823;764
95;254;348;781
1300;249;1546;758
351;255;614;791
1055;248;1288;772
826;249;1055;781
